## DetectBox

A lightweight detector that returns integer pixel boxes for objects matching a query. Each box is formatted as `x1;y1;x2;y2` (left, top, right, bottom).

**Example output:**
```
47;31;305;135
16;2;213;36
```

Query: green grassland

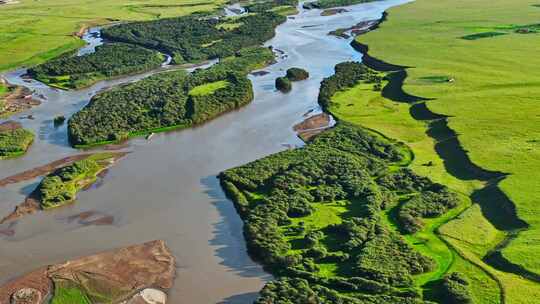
189;80;230;96
0;0;227;72
0;127;34;159
358;0;540;281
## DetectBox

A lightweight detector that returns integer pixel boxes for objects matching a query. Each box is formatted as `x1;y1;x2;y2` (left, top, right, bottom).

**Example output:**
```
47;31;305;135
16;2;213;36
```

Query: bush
0;127;34;158
276;76;292;92
286;67;309;81
440;272;473;304
53;115;66;126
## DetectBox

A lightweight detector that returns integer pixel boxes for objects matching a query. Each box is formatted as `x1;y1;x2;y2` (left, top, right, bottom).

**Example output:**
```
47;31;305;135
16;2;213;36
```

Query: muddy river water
0;0;410;302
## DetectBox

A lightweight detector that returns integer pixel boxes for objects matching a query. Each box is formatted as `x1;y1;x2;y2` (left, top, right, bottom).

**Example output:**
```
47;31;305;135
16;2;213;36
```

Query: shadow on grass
352;41;534;282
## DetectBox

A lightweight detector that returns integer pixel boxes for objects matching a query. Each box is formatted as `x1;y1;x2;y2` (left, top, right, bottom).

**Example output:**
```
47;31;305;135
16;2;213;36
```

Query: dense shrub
28;43;164;89
275;76;292;92
38;159;101;209
0;127;34;158
219;61;457;303
286;67;309;81
101;12;286;64
439;272;473;304
318;62;381;110
68;47;273;146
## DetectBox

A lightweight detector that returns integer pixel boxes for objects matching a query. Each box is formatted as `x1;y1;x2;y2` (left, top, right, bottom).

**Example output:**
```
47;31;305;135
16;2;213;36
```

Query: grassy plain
359;0;540;277
0;0;227;72
334;0;540;301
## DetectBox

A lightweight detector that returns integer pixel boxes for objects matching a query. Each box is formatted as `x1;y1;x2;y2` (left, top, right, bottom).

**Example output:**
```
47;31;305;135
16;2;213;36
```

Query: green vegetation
54;115;66;126
286;67;309;81
245;0;298;15
303;0;377;9
275;76;292;92
101;12;285;64
0;126;34;159
68;47;274;147
0;0;228;72
51;284;91;304
37;153;117;209
220;63;465;303
188;80;229;96
28;43;164;89
356;0;540;301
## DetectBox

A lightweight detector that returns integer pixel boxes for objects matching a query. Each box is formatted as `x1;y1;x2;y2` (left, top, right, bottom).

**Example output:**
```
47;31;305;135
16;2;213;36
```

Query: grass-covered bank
220;62;480;303
0;121;34;159
357;0;540;283
68;47;274;147
0;0;229;73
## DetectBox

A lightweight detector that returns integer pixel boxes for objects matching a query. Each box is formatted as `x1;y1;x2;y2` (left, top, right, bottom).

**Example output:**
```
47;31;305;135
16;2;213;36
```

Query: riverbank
341;0;540;302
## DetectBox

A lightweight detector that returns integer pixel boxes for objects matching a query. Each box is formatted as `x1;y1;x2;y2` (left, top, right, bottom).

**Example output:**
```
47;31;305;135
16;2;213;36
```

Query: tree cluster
101;12;286;64
28;43;164;89
0;128;34;158
68;47;274;146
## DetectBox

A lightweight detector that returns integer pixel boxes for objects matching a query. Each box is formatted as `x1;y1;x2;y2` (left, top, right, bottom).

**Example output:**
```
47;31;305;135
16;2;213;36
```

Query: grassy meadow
0;0;227;72
333;0;540;301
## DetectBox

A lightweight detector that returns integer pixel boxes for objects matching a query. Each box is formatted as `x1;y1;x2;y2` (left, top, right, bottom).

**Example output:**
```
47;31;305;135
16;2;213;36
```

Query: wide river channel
0;0;410;302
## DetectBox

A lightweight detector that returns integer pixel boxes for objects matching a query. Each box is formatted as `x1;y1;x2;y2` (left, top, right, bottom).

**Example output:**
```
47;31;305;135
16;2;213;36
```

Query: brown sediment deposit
1;83;41;118
328;19;380;39
293;113;332;141
65;210;115;226
321;8;349;16
0;152;127;225
0;240;175;304
0;154;92;188
0;120;22;132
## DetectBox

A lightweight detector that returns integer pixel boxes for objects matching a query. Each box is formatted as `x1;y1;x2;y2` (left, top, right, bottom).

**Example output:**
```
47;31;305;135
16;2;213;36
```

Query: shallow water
0;0;411;302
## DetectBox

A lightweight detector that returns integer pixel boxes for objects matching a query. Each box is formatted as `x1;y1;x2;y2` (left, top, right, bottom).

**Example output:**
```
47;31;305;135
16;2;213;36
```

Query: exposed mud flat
0;240;175;304
293;112;333;141
0;81;41;118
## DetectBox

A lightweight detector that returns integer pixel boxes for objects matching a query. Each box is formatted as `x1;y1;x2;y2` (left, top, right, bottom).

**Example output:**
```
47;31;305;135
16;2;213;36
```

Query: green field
0;0;227;72
341;0;540;301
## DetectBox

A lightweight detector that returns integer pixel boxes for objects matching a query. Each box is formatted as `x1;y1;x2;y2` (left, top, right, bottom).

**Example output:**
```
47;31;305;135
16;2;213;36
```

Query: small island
27;43;165;90
276;67;309;93
275;76;292;92
0;121;34;159
1;152;126;223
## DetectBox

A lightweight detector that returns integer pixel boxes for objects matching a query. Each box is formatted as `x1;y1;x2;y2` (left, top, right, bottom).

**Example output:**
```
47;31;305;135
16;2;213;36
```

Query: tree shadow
201;175;273;280
217;292;260;304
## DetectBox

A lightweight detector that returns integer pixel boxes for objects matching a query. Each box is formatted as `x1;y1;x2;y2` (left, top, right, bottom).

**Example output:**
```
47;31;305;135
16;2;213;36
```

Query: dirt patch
0;120;22;132
0;268;51;304
321;8;348;16
65;210;115;226
293;113;332;141
1;82;41;118
0;240;175;304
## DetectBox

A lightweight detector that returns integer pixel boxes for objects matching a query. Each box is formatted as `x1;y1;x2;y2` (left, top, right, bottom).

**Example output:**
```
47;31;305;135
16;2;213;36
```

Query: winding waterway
0;0;410;302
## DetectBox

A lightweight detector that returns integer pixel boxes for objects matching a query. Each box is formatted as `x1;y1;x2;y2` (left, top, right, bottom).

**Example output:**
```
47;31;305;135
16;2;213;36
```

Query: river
0;0;410;302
